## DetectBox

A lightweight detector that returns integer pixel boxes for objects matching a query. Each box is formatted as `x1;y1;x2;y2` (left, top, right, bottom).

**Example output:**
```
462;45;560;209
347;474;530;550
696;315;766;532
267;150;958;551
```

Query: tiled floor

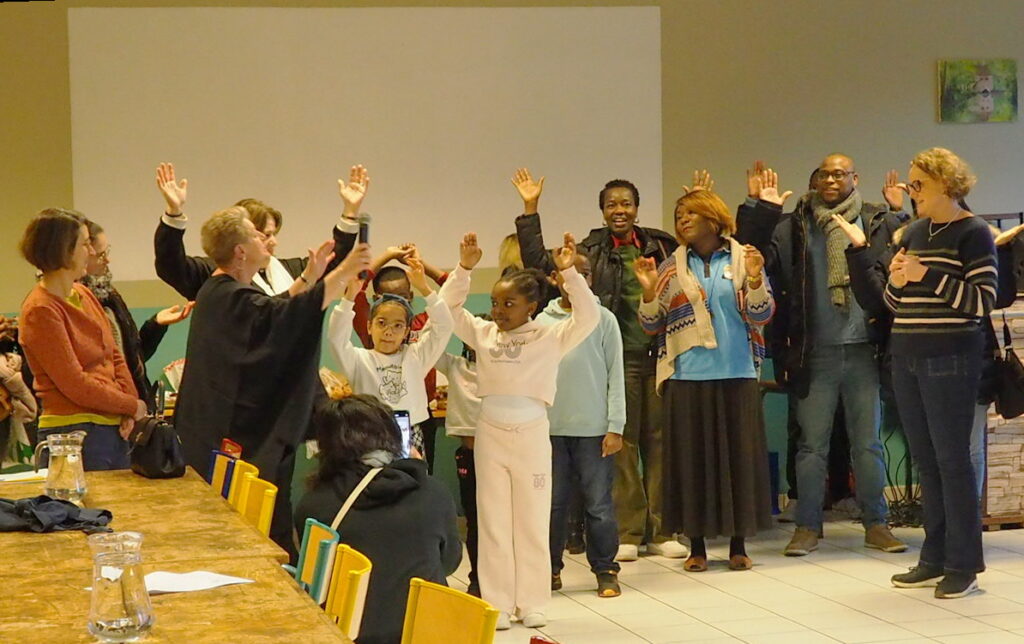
447;521;1024;643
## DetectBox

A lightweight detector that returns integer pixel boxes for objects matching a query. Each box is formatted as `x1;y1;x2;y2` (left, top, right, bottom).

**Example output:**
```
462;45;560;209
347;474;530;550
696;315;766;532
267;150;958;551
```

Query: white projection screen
68;7;662;280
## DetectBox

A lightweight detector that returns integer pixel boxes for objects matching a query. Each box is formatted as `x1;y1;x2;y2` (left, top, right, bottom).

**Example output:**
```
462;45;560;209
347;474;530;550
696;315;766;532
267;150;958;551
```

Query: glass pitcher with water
87;531;155;642
33;430;88;503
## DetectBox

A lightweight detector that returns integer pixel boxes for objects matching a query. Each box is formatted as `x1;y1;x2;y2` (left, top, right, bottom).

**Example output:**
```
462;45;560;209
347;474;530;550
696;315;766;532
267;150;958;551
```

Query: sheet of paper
0;469;47;483
144;571;254;595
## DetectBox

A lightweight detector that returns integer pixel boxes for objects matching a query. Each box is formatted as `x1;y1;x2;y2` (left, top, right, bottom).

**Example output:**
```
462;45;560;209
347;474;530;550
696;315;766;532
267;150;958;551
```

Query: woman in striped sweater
884;148;996;598
634;189;774;572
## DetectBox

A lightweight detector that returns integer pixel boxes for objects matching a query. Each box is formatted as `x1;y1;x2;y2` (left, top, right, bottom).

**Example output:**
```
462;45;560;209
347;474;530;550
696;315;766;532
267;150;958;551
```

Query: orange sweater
19;283;138;418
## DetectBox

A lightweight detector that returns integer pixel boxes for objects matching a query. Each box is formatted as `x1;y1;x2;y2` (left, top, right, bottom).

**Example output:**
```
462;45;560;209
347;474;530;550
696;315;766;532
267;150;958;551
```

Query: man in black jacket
512;168;684;561
737;156;907;557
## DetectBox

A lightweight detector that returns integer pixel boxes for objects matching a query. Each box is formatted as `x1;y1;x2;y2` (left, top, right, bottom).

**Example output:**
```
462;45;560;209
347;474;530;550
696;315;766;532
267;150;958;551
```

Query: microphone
358;213;371;279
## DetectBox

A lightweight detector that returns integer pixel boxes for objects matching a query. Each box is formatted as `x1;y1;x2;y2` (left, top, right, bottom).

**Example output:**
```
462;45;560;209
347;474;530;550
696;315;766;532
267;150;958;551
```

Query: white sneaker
521;612;547;628
646;540;689;558
495;612;511;630
777;499;797;523
615;544;639;562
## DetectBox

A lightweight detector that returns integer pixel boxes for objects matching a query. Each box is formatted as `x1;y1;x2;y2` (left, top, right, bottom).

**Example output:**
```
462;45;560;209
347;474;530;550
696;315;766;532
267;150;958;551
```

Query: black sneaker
467;581;481;598
935;573;979;599
551;573;562;591
596;571;621;598
891;565;944;588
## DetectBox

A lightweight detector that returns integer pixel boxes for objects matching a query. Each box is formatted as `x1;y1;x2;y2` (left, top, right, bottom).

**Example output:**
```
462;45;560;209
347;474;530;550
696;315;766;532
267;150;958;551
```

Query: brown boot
784;527;819;556
865;524;908;553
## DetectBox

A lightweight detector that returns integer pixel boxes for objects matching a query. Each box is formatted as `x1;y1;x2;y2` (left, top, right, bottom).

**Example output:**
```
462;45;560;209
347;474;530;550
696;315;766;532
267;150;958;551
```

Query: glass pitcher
33;430;87;503
87;531;155;642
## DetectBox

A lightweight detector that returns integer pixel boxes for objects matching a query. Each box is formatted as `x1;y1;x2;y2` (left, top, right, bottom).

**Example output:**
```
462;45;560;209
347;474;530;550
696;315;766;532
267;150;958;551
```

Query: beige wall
3;0;1022;312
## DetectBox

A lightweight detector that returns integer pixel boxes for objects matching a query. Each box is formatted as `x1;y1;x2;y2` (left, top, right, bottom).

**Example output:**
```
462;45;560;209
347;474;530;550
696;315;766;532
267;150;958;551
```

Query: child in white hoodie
442;232;598;629
327;258;453;455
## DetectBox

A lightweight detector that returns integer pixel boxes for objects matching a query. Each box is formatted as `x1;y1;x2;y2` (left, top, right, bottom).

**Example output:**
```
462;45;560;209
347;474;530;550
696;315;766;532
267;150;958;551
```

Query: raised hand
342;277;362;302
632;256;659;301
337;243;373;281
682;169;714;195
0;315;15;341
388;243;417;265
743;245;765;278
829;214;867;247
460;233;483;269
882;169;907;212
304;239;337;283
338;164;370;218
156;162;188;215
406;257;431;296
511;167;545;214
155;302;195;326
758;168;793;206
552;232;577;271
746;161;766;198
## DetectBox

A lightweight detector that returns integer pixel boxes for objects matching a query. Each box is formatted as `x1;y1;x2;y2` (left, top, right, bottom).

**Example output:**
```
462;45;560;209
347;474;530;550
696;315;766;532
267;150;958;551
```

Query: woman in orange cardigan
19;209;147;470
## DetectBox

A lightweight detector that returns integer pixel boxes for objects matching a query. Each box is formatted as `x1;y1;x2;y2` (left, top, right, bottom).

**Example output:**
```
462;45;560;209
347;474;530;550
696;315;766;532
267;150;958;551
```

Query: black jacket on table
845;230;1017;404
735;196;908;398
515;212;678;314
154;216;355;300
295;458;462;644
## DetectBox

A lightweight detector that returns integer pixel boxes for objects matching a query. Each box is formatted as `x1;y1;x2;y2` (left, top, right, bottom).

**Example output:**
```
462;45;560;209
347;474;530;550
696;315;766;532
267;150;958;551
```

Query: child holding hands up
441;232;599;630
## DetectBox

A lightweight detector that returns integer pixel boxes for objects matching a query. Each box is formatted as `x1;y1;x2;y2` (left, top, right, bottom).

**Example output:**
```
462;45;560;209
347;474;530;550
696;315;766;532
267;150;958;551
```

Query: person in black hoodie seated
295;395;462;644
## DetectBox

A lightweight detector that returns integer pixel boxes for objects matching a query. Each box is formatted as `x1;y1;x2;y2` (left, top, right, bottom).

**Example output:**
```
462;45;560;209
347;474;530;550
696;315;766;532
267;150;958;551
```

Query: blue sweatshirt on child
536;295;626;437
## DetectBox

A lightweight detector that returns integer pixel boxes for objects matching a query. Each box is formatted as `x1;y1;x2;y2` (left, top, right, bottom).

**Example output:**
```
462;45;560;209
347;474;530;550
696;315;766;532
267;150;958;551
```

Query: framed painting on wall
938;58;1018;123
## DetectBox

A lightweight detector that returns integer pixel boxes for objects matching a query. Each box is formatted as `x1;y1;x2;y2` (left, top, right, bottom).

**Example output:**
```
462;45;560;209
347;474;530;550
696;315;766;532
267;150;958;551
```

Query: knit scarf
80;270;114;301
811;189;863;311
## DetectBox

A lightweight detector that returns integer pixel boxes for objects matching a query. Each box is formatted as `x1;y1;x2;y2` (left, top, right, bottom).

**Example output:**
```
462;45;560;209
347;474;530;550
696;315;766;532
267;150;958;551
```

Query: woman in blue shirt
634;189;775;572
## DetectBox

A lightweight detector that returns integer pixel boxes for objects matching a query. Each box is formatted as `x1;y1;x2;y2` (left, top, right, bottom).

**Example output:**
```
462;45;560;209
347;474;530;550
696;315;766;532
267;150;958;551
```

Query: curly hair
674;190;737;237
599;179;639;209
911;147;977;200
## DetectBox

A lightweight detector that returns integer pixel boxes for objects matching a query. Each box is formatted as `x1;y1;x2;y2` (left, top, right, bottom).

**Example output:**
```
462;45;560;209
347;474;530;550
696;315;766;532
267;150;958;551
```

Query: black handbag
995;313;1024;420
127;416;186;479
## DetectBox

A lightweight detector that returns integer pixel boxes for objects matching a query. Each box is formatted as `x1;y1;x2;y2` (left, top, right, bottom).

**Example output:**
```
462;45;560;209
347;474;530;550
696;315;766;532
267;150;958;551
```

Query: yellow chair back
236;473;277;536
227;460;259;509
324;544;373;639
400;577;498;644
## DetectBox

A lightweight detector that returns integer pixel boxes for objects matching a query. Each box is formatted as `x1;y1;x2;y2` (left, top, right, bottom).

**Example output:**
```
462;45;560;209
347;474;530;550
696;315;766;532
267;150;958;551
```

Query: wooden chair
400;577;498;644
235;473;277;536
324;544;372;640
287;518;340;603
207;450;236;498
227;459;259;509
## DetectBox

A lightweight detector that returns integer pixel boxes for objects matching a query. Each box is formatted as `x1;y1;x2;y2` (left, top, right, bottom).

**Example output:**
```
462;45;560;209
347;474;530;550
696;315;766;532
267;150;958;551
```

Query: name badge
722;264;733;280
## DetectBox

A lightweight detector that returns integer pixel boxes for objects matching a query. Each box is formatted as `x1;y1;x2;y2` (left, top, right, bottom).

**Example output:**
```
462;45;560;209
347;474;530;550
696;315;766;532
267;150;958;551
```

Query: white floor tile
898;617;1000;637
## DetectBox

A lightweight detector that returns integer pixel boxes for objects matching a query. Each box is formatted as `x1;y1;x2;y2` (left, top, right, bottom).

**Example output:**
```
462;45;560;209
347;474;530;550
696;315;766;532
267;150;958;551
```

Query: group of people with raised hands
11;144;1012;642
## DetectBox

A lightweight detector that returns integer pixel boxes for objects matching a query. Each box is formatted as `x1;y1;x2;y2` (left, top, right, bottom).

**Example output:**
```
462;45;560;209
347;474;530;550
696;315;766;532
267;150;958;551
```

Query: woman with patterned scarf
81;219;193;412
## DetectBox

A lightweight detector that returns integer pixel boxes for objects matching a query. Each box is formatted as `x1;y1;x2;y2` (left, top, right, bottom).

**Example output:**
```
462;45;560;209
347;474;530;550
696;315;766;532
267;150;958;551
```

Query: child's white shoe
495;612;511;630
521;612;547;628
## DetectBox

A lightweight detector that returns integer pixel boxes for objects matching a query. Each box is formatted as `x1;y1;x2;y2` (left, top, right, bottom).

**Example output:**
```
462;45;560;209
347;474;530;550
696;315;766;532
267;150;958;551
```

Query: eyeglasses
906;180;923;193
95;245;112;261
817;169;855;182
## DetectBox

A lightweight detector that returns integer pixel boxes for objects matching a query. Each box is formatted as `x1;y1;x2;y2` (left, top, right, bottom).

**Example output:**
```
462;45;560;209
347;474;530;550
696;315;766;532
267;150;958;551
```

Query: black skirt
661;378;773;538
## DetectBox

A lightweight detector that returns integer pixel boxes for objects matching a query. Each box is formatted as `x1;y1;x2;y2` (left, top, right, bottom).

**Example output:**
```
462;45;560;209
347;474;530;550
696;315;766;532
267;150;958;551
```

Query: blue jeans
893;352;984;574
795;343;887;530
38;423;130;471
550;435;620;575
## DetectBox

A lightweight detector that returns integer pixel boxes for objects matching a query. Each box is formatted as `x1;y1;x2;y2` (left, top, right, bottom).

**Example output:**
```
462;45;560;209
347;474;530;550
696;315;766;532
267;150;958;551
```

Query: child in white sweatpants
441;232;598;629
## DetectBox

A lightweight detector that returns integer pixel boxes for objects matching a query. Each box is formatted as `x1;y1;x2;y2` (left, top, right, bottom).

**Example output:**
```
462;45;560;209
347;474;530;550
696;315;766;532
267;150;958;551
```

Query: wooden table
0;468;352;643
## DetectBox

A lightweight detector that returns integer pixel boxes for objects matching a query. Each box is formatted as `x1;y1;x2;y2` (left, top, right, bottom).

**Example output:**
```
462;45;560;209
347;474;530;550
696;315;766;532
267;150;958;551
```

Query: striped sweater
884;215;997;357
638;239;775;393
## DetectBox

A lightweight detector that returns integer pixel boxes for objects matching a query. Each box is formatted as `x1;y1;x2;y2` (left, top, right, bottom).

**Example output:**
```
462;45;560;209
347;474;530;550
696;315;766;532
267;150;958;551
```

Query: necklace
928;208;964;241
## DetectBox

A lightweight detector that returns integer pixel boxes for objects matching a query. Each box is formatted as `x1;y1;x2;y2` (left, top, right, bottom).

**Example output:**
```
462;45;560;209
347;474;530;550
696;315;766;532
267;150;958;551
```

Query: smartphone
393;410;411;458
